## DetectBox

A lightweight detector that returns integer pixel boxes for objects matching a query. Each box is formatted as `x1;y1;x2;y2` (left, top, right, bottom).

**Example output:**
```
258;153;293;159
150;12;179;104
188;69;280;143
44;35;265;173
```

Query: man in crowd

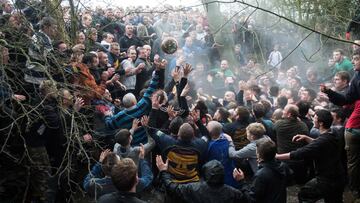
119;24;143;52
98;158;146;203
321;49;360;200
276;110;345;202
273;104;309;184
332;48;353;75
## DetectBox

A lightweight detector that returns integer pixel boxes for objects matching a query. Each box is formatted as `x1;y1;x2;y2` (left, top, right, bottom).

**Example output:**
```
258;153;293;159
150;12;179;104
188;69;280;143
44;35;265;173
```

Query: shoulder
98;192;117;203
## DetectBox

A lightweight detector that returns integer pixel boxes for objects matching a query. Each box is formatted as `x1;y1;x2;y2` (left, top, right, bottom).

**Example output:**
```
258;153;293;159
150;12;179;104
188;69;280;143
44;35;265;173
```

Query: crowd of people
1;1;360;203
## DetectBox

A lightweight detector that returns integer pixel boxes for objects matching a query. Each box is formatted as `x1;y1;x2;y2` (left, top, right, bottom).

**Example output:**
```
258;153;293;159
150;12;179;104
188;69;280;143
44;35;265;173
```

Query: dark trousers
284;160;307;185
298;177;344;203
345;128;360;198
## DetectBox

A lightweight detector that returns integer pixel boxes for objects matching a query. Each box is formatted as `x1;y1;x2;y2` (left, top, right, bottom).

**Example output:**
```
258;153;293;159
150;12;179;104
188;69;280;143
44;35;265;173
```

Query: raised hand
183;63;193;77
132;118;140;131
156;155;168;171
141;115;149;127
166;105;177;119
74;97;84;112
99;149;111;163
12;94;26;102
320;84;328;93
172;67;181;82
155;56;167;70
233;168;245;182
136;63;146;73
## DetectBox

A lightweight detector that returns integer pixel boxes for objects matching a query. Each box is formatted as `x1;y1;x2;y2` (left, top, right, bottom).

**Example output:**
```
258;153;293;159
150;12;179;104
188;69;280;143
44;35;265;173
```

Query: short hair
315;109;333;129
296;101;311;117
82;52;97;65
97;51;107;58
217;107;230;120
195;100;208;115
284;104;299;118
39;17;56;30
292;77;302;86
260;100;271;115
277;96;288;109
87;28;98;37
53;40;66;49
331;108;346;123
127;47;136;54
256;138;276;162
137;46;146;53
169;116;184;135
102;32;110;39
122;93;136;108
39;80;58;99
110;42;120;49
236;106;250;122
269;86;279;97
178;123;194;142
335;71;350;83
306;68;317;77
353;48;360;56
82;13;92;22
333;48;344;55
102;153;119;176
272;108;283;121
247;123;265;139
304;88;317;101
250;85;261;95
207;121;223;138
111;158;137;192
115;129;131;146
252;102;266;119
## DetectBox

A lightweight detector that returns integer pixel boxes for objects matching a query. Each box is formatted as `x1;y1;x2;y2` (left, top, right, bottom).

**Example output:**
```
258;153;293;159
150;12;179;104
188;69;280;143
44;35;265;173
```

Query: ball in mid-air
161;37;178;54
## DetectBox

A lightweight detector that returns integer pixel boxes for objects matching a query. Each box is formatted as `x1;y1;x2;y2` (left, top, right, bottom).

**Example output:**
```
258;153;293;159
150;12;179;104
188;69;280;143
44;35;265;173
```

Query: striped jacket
105;70;159;145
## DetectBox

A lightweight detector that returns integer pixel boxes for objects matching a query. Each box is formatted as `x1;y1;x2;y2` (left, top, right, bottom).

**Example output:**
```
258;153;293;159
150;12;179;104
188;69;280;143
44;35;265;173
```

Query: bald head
178;123;194;142
207;121;223;139
122;93;137;108
283;104;299;118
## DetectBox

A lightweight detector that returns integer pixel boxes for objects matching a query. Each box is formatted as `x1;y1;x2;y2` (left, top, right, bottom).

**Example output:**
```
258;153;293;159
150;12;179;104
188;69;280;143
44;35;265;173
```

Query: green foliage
270;0;358;37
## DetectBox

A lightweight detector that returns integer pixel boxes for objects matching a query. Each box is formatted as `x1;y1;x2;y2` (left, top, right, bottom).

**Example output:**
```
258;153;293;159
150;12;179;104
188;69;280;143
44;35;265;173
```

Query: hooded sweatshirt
160;160;248;203
246;160;292;203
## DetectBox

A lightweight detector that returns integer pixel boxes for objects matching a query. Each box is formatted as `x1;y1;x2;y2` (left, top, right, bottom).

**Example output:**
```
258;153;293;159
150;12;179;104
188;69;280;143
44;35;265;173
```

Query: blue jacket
207;135;238;188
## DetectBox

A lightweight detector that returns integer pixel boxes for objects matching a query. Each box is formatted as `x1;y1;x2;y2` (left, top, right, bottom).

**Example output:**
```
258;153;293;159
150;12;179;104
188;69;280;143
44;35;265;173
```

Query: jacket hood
203;160;224;186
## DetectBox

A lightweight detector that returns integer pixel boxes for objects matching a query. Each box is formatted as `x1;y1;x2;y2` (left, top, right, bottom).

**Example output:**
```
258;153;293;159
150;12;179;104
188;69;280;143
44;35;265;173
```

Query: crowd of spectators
1;1;360;203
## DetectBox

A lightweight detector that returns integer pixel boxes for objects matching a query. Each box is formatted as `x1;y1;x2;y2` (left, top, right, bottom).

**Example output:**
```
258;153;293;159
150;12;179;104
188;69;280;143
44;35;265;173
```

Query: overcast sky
84;0;202;8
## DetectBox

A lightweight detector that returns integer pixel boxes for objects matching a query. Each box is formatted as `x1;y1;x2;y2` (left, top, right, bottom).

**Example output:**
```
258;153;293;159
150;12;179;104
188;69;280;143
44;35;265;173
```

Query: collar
39;30;52;44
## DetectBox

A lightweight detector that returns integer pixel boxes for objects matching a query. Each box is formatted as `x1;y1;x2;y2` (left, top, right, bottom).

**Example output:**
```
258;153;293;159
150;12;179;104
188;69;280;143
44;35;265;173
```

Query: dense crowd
1;1;360;203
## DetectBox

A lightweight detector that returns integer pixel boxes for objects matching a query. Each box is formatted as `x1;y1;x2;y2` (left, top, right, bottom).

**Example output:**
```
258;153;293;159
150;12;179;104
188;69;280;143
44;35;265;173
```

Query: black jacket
273;118;308;153
24;99;66;168
98;191;145;203
119;35;143;52
290;131;345;181
245;160;292;203
160;160;248;203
